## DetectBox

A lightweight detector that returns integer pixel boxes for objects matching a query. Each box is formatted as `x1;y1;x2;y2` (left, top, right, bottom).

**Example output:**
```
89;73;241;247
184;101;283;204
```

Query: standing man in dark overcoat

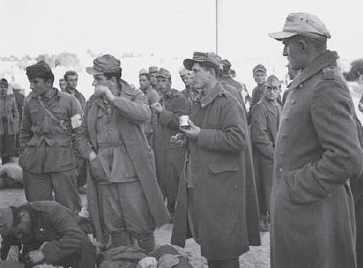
171;52;260;268
269;12;363;268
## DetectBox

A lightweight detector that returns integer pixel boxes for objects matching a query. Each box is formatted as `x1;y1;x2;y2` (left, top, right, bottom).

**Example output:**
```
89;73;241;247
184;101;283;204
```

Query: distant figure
179;68;195;111
250;75;282;232
0;78;19;165
12;83;25;157
269;12;363;268
58;78;67;91
20;61;82;213
220;59;251;107
149;66;158;90
139;69;160;147
153;68;188;217
0;201;96;268
63;70;87;193
250;64;267;110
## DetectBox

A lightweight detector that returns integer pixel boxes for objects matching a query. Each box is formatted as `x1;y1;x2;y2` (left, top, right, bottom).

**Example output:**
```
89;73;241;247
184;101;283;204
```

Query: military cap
149;66;158;74
0;78;8;87
139;69;148;75
221;59;232;69
26;61;53;80
86;54;121;75
265;75;281;87
179;68;189;77
156;68;171;79
269;12;331;42
0;207;13;235
253;64;267;74
183;52;221;71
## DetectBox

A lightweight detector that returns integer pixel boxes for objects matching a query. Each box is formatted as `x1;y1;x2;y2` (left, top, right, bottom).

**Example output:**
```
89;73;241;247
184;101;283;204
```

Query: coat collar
200;82;224;108
289;50;339;90
260;96;281;119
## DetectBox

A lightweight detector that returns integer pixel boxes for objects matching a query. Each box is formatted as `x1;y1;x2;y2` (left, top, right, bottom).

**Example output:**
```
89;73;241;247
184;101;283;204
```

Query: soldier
77;54;169;251
250;64;267;111
269;12;363;268
179;68;195;111
20;61;82;213
152;68;188;217
250;75;282;232
149;66;158;90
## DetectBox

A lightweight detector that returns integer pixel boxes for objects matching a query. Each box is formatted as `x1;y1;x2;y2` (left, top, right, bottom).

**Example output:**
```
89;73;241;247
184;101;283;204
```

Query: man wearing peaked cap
152;67;188;219
179;67;196;112
250;63;267;112
269;13;363;268
171;51;260;268
148;66;158;90
20;61;82;213
138;69;160;147
77;54;169;251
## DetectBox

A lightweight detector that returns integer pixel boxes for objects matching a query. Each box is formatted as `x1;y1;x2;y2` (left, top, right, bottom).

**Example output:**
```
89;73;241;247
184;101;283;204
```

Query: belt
98;140;123;148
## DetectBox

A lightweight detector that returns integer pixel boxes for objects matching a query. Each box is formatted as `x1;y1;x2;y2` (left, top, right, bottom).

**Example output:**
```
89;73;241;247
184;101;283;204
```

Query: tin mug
179;115;190;129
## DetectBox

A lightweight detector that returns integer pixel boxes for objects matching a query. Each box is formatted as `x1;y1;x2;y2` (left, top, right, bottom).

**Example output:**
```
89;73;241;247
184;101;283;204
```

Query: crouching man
0;201;96;268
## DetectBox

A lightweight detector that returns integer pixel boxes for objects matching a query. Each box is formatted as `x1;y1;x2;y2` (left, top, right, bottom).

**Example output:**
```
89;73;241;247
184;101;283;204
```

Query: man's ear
298;39;308;53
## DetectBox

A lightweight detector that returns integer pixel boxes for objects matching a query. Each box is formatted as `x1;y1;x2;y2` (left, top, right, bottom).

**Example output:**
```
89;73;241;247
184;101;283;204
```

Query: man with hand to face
171;52;260;268
76;54;169;251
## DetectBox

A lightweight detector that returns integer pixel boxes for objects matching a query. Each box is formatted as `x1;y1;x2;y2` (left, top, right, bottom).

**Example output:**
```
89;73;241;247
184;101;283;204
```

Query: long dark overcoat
271;51;363;268
76;80;170;244
250;96;282;214
171;82;260;260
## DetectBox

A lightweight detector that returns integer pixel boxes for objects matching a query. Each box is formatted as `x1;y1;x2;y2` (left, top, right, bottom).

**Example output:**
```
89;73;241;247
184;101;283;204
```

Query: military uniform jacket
19;89;82;174
271;51;363;268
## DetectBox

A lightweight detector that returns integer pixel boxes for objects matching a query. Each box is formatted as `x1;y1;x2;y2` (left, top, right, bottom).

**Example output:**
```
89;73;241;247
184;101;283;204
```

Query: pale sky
1;0;362;61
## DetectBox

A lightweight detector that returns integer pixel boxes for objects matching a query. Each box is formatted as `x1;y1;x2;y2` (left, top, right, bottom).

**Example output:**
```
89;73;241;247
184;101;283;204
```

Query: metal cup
179;115;190;129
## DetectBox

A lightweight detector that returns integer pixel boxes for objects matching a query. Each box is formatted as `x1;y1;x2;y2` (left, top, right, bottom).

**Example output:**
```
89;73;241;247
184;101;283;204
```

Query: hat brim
86;67;104;75
268;31;298;40
155;75;170;79
183;59;196;71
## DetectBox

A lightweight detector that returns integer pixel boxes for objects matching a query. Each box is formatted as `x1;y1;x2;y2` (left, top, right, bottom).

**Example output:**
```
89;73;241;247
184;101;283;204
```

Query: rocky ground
0;188;270;267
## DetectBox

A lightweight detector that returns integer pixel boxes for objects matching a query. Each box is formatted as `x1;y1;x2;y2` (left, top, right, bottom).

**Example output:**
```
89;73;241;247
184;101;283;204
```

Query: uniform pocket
208;162;239;174
89;156;110;183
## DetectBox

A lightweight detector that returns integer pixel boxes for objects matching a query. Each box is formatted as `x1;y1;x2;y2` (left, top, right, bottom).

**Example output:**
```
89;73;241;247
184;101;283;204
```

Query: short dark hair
0;78;9;87
64;71;78;81
139;73;150;81
200;62;220;77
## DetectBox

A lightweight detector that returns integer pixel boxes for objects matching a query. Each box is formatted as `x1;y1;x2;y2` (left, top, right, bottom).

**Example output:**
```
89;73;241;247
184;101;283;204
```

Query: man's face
92;74;110;88
59;80;67;90
282;37;304;71
253;72;267;85
65;74;78;90
181;74;193;87
139;75;150;91
150;74;157;86
12;210;33;243
0;84;8;96
156;77;171;93
192;63;211;90
30;77;51;97
264;84;281;101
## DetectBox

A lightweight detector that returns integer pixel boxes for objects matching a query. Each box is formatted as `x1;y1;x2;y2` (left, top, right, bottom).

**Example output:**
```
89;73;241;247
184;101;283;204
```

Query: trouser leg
51;169;82;213
356;195;363;268
207;258;239;268
136;231;155;253
22;171;52;202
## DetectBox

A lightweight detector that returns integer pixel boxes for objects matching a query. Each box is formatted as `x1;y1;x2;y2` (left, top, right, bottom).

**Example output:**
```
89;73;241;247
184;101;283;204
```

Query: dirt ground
0;188;270;267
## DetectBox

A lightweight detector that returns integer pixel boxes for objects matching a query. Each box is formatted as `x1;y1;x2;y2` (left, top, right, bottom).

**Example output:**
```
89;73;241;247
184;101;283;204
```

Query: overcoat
76;80;170;244
0;94;19;136
271;51;363;268
171;82;260;260
153;89;188;206
250;96;282;214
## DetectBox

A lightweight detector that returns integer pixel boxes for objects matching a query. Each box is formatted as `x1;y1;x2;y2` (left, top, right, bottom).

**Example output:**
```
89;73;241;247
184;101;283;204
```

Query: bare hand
28;250;45;265
89;150;97;162
95;85;115;102
151;102;163;114
170;133;187;148
180;120;200;139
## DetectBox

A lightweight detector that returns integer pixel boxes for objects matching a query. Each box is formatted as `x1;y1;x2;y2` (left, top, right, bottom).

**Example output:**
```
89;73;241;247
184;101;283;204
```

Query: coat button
279;168;283;172
299;84;303;88
282;133;287;139
280;151;284;156
291;100;296;104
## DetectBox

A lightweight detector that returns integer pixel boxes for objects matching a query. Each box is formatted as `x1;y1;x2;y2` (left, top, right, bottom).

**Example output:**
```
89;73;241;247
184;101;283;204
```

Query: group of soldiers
0;11;363;268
